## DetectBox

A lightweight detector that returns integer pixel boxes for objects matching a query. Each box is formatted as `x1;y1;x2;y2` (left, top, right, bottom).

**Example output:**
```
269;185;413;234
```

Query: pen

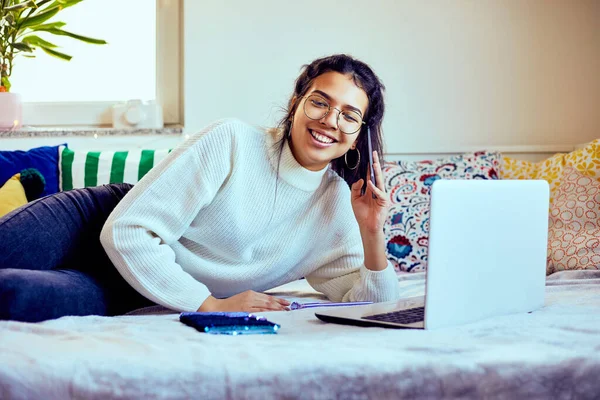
289;301;373;310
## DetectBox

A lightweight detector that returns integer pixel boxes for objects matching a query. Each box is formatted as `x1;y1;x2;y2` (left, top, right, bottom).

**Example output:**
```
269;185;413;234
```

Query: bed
1;270;600;399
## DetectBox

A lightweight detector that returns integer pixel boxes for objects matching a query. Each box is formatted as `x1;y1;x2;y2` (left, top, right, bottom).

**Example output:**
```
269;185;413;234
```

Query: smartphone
365;126;377;199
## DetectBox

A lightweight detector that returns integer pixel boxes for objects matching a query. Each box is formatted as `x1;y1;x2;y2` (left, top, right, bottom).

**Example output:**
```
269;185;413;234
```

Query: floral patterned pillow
383;151;501;273
547;166;600;275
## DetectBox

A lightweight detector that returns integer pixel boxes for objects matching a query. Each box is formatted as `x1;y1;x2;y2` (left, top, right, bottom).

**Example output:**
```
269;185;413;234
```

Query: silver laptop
315;179;550;330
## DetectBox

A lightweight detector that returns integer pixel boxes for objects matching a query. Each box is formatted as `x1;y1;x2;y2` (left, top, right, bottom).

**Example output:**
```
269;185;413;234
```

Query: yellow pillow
501;139;600;204
0;173;28;218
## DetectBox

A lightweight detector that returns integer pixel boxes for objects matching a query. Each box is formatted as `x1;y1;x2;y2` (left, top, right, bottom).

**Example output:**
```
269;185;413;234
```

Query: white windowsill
0;125;187;151
0;125;184;138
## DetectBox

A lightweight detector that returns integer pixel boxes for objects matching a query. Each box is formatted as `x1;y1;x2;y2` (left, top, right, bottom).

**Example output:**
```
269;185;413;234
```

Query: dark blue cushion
0;144;66;196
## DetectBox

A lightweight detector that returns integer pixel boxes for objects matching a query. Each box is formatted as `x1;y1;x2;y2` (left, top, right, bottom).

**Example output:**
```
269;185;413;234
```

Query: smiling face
288;71;369;171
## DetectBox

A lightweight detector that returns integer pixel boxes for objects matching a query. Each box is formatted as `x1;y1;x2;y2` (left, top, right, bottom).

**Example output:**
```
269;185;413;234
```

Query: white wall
183;0;600;157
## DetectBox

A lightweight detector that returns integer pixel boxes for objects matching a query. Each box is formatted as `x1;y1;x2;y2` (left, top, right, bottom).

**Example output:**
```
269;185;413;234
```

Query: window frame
21;0;182;127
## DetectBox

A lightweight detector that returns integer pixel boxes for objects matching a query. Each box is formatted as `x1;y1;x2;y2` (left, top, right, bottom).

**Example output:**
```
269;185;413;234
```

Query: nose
319;109;340;131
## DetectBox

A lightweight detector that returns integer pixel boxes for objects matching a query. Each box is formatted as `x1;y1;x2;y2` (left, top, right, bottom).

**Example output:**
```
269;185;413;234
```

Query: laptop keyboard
363;306;425;325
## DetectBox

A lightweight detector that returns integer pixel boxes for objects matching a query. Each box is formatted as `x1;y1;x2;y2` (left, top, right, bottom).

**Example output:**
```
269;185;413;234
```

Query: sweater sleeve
304;237;401;303
303;179;401;303
100;119;238;312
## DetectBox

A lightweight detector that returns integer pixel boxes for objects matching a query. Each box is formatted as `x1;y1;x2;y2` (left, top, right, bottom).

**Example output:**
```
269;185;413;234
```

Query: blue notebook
179;312;280;335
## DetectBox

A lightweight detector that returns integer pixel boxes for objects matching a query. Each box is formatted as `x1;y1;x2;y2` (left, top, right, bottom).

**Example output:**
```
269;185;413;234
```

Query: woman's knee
0;183;134;271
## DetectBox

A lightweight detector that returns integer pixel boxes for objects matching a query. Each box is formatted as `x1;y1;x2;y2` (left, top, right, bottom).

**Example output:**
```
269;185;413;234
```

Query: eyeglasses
302;94;365;134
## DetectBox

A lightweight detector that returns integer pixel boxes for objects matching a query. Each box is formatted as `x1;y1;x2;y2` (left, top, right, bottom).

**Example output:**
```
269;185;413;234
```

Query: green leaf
17;6;60;30
28;21;66;30
39;45;71;60
11;42;34;52
22;34;58;48
43;0;84;13
36;27;107;44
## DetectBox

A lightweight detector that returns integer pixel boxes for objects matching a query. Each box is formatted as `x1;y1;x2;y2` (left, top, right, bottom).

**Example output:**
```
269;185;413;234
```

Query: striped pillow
58;146;172;191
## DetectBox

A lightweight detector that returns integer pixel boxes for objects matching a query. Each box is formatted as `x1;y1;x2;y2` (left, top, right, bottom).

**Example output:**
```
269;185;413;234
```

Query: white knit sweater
100;119;400;312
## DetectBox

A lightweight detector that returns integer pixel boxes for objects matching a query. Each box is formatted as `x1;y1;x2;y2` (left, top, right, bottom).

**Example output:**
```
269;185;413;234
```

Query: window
12;0;181;127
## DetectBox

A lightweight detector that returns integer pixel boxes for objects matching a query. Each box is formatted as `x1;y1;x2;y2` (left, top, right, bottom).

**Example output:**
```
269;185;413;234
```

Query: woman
0;54;400;322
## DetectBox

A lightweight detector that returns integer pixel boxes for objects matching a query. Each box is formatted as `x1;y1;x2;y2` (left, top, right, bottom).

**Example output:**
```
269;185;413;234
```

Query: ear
351;140;359;150
290;96;298;112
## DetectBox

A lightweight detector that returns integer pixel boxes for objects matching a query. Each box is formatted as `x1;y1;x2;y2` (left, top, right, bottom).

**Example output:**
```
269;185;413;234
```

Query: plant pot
0;92;23;130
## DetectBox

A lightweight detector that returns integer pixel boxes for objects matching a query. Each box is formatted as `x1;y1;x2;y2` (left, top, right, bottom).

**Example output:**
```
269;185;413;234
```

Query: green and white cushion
58;145;172;191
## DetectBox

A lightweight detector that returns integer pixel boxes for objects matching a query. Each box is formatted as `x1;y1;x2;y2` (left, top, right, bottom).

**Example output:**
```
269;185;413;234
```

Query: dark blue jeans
0;184;154;322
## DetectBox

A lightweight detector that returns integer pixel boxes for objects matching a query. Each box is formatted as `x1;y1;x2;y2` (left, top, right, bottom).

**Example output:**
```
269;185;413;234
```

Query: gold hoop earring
345;148;360;170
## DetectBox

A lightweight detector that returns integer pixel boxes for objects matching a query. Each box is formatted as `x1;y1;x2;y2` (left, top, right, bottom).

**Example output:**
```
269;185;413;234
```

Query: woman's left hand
350;150;390;235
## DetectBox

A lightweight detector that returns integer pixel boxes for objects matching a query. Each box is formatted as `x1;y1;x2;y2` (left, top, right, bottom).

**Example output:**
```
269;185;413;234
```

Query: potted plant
0;0;106;130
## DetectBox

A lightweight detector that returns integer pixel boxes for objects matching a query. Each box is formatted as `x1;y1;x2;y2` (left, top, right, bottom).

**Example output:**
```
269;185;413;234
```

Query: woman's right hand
198;290;290;312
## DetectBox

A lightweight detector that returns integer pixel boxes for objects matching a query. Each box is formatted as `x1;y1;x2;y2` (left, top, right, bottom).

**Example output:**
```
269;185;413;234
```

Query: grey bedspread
1;270;599;399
